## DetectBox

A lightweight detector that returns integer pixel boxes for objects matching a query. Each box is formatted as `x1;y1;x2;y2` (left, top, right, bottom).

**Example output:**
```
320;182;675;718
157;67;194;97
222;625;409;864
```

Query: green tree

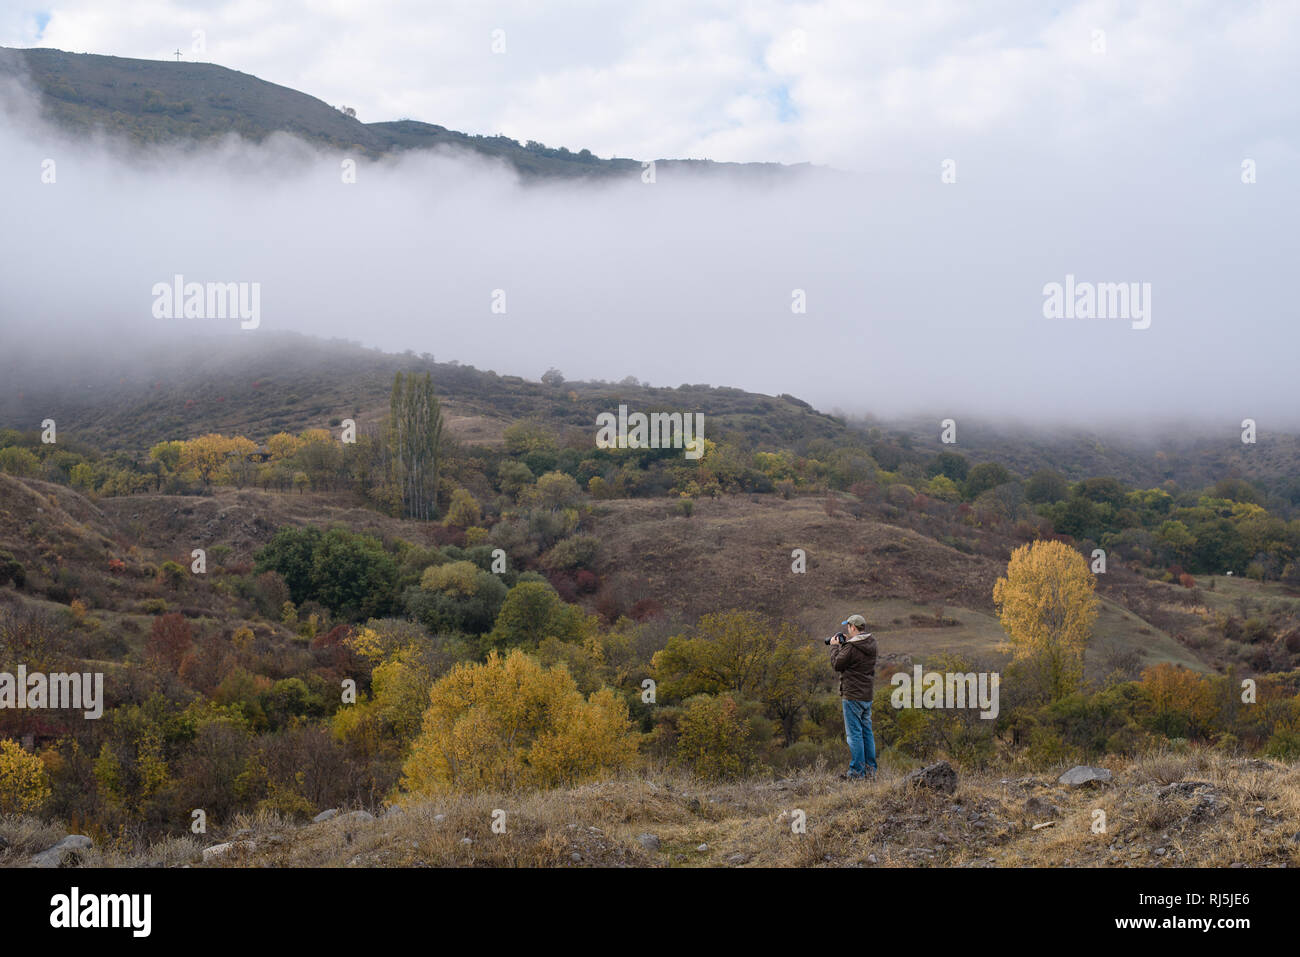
1025;469;1069;504
487;580;588;648
964;462;1012;500
388;371;445;520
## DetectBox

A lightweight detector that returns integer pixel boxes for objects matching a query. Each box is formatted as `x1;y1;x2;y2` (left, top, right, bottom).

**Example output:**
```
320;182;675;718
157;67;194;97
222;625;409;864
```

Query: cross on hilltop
173;49;182;61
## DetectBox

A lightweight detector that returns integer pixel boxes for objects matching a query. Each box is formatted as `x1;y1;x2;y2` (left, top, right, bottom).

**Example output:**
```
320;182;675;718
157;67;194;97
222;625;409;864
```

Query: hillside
0;46;822;181
6;749;1297;868
0;333;851;454
0;470;1252;684
4;331;1300;854
886;415;1300;509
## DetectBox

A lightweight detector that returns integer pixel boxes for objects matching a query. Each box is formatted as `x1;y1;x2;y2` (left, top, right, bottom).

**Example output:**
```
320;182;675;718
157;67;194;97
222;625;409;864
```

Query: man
830;614;877;780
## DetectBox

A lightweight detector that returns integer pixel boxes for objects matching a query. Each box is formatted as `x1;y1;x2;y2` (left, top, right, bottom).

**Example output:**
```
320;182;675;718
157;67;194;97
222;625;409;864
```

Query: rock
1024;796;1062;818
1230;862;1244;868
313;809;339;823
1031;821;1055;830
30;834;93;868
726;852;748;865
342;810;374;824
383;805;405;819
696;843;709;853
433;814;446;823
636;833;661;852
1154;847;1166;856
201;841;253;863
903;761;957;795
1058;766;1112;788
571;852;582;862
867;853;878;864
460;837;473;845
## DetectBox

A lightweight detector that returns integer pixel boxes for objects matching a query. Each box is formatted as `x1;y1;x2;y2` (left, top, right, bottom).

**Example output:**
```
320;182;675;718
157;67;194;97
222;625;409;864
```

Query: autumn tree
146;613;194;673
0;738;50;813
399;649;638;794
1140;663;1216;739
179;433;235;487
445;488;481;528
993;540;1098;700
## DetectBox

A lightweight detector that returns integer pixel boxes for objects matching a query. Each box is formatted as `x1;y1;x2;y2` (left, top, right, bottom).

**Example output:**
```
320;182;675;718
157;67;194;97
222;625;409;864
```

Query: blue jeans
842;698;877;777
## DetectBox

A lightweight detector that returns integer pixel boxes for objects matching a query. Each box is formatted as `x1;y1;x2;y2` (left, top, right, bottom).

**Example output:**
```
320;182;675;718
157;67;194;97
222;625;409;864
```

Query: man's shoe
839;771;865;780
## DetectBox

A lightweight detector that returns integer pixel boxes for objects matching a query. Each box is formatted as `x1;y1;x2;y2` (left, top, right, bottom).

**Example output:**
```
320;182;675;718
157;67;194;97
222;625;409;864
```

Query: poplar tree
992;540;1098;700
387;371;445;520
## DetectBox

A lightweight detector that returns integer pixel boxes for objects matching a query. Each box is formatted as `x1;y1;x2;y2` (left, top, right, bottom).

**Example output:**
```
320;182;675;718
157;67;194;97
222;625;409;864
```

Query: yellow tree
0;739;50;813
399;649;638;795
993;539;1098;700
266;432;301;461
179;433;235;487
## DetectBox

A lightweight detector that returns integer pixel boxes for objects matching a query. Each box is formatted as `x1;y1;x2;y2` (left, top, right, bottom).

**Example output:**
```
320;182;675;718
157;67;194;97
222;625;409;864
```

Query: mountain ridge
0;45;827;181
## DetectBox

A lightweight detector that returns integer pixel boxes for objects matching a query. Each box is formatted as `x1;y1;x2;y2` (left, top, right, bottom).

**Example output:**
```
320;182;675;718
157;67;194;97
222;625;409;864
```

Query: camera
824;632;846;645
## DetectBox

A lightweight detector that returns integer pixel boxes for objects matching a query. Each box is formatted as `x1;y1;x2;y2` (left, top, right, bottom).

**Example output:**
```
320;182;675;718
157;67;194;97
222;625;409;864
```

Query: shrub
0;739;51;813
674;694;755;781
0;551;25;588
540;535;600;571
399;649;638;793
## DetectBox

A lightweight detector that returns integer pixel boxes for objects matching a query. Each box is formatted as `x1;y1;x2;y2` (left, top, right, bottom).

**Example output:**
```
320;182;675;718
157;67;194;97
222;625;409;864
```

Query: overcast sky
2;0;1296;169
2;2;1298;428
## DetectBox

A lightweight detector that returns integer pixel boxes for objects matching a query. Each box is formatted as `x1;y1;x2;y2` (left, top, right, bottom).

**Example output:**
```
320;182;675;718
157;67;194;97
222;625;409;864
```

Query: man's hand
830;635;842;646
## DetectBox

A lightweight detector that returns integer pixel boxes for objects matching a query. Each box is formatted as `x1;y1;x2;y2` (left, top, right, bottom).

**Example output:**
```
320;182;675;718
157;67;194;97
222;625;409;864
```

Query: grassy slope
1;471;1223;679
590;494;1215;676
5;749;1295;867
0;333;850;454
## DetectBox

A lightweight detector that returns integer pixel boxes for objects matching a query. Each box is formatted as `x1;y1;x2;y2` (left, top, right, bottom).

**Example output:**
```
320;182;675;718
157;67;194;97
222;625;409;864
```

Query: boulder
904;761;957;795
341;810;374;824
1058;766;1112;787
312;809;339;823
636;833;661;852
30;834;93;869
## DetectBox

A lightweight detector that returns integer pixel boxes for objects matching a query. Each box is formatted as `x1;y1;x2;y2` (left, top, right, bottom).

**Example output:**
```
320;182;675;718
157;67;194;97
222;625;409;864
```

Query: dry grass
10;748;1293;868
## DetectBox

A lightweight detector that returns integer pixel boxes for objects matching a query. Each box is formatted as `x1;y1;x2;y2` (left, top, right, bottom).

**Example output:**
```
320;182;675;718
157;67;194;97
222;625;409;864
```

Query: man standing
830;614;877;780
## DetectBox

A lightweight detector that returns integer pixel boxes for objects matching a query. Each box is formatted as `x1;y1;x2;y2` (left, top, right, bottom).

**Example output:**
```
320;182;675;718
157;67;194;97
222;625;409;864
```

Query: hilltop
0;46;825;181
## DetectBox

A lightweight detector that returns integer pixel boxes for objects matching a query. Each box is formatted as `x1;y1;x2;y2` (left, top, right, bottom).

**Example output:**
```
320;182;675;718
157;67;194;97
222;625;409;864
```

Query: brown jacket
831;632;877;701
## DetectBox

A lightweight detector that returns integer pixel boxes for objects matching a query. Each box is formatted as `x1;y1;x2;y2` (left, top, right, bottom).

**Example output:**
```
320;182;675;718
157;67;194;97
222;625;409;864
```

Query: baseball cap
841;614;867;629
